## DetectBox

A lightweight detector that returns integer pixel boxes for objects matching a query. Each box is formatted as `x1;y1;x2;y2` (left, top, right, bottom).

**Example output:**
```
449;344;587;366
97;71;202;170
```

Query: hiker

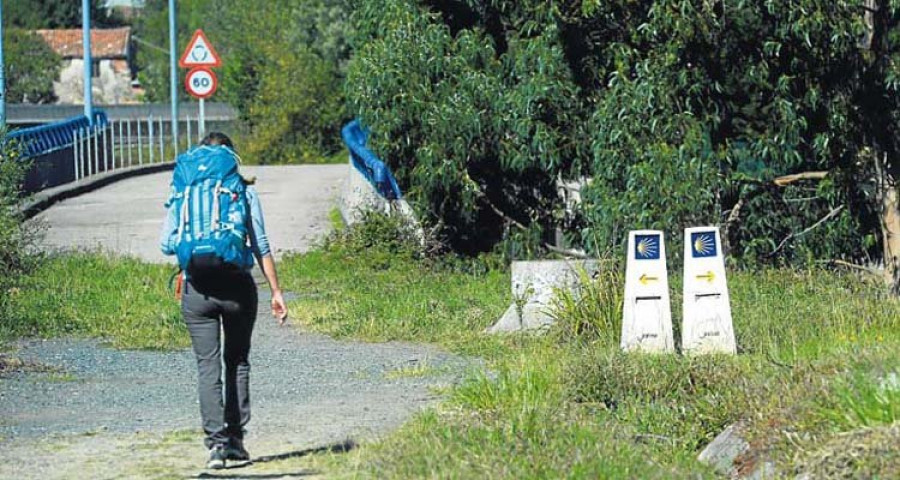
159;131;288;469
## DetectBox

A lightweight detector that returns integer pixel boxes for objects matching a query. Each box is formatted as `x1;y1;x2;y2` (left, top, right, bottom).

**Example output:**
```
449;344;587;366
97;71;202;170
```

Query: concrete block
487;260;600;334
338;158;421;238
698;423;749;474
699;423;777;479
339;157;390;225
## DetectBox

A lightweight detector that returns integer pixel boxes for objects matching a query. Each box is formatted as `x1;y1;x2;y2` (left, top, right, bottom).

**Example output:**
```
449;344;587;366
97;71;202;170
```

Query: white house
34;27;140;105
104;0;146;18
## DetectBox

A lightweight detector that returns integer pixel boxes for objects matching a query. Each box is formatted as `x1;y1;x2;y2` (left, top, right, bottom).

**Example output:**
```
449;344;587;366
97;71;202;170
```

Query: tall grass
282;216;900;478
2;252;185;350
280;212;509;354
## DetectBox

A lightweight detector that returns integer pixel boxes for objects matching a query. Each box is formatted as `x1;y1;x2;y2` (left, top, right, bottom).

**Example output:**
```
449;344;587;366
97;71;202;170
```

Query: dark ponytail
200;131;235;150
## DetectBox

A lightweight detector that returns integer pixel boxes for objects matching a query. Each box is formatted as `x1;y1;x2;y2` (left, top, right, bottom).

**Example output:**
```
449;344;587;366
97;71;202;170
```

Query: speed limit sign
185;67;218;99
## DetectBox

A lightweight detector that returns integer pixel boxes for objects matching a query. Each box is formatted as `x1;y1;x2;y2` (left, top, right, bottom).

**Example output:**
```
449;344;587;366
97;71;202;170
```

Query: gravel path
2;167;480;479
0;286;474;479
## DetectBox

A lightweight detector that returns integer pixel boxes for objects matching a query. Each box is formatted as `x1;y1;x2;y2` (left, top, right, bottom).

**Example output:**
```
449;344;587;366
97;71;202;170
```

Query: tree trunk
875;151;900;294
861;1;900;293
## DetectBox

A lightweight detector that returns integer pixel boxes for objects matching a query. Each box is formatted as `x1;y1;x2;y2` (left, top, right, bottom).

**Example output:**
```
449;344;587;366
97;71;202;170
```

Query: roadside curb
21;162;175;219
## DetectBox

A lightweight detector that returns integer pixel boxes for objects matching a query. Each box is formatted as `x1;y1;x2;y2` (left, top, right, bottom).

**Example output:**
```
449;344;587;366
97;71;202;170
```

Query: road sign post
179;29;221;138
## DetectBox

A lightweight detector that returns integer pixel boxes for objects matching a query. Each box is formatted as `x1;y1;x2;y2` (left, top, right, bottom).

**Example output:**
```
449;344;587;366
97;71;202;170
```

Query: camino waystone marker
682;226;736;354
621;230;674;353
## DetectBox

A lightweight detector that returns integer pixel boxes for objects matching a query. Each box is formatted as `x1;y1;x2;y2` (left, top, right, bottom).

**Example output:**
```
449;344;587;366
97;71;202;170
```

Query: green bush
3;29;61;103
323;210;422;259
347;0;581;253
0;131;41;335
348;0;900;273
135;0;350;162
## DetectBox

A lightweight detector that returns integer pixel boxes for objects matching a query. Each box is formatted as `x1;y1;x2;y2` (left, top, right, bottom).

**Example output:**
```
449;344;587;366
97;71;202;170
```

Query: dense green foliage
3;0;118;29
0;131;41;338
2;29;61;104
135;0;350;163
347;0;900;267
348;1;582;253
3;0;119;105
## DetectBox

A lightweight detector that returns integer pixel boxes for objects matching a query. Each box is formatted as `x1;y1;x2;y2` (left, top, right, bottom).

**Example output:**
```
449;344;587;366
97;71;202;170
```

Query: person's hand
271;289;288;325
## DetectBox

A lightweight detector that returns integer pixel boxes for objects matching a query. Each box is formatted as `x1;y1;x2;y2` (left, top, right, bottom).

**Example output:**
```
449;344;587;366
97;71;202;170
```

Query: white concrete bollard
621;230;674;353
487;260;600;333
339;156;391;225
682;227;736;354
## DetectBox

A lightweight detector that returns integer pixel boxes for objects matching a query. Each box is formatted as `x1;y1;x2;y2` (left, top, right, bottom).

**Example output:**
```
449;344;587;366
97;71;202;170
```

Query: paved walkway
32;164;348;263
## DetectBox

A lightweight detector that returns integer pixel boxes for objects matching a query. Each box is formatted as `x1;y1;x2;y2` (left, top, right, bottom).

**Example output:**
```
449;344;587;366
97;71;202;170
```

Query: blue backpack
168;145;254;279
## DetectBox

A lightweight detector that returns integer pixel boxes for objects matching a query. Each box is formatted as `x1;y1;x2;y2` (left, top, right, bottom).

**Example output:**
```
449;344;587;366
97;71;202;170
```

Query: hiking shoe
224;438;251;463
206;444;226;469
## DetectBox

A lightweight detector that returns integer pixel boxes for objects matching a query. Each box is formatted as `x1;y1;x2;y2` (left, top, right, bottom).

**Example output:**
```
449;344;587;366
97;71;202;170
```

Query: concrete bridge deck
32;164;348;263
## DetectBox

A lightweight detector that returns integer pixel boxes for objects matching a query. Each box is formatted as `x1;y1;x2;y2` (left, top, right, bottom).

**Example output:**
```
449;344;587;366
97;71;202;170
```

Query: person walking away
159;132;288;469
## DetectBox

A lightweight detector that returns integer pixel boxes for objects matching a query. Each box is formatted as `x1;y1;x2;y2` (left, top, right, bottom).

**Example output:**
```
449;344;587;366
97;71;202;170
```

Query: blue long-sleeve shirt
159;185;271;261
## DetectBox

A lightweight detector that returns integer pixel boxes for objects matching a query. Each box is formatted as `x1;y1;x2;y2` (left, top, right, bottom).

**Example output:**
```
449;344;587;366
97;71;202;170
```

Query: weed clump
793;422;900;479
546;261;623;345
324;210;423;258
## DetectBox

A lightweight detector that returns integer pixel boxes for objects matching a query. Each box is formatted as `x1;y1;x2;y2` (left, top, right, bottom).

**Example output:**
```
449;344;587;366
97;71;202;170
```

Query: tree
4;29;61;104
4;0;120;29
348;0;582;253
214;0;350;162
347;0;900;295
133;0;350;161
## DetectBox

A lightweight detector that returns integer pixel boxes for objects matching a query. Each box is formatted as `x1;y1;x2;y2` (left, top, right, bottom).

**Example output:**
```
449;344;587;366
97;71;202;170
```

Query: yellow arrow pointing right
696;271;716;283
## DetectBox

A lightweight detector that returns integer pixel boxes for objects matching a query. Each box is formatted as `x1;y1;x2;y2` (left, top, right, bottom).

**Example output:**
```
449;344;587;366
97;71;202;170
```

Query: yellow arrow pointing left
639;274;659;285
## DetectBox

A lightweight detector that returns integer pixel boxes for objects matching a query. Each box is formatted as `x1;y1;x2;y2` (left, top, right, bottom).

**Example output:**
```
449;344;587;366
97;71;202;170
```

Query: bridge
33;163;348;262
20;116;405;262
6;102;237;128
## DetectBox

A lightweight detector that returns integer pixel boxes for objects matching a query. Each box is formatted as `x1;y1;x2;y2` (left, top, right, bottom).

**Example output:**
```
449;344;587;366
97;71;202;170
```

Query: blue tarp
7;111;108;158
341;119;402;200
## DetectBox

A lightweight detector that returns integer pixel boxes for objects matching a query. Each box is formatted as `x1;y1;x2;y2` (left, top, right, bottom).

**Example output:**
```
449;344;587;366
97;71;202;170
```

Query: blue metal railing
341;119;402;200
7;111;108;158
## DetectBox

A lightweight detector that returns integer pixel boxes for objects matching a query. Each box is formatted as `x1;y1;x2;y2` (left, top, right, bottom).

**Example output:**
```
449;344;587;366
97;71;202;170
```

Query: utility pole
82;0;94;123
169;0;178;152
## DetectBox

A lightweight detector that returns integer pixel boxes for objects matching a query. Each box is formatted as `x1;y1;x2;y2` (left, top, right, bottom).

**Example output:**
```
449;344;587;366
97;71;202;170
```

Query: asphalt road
32;164;349;263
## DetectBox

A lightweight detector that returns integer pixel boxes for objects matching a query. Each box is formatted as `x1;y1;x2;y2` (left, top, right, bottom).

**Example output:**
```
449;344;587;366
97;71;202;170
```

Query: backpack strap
211;180;223;231
177;186;190;243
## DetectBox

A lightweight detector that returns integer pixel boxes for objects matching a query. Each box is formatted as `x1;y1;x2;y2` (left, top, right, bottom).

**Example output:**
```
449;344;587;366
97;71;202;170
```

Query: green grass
280;246;509;356
280;220;900;478
1;251;186;350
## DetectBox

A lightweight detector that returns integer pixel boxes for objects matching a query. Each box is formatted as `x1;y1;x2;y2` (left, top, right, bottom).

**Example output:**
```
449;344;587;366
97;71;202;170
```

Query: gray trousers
182;272;258;448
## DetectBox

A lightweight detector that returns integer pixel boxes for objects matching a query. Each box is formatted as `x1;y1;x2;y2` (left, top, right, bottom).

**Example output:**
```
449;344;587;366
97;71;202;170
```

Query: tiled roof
34;27;131;59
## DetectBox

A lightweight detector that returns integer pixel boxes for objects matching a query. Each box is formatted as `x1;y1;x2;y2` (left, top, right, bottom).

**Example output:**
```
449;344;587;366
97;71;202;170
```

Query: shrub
0;131;43;339
324;209;422;259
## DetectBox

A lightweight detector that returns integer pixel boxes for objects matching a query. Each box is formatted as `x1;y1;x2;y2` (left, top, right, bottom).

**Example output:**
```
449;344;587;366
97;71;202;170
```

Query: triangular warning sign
179;29;221;68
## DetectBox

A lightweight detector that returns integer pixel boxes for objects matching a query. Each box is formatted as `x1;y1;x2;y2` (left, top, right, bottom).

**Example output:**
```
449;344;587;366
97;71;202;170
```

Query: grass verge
280;214;900;478
1;251;185;350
